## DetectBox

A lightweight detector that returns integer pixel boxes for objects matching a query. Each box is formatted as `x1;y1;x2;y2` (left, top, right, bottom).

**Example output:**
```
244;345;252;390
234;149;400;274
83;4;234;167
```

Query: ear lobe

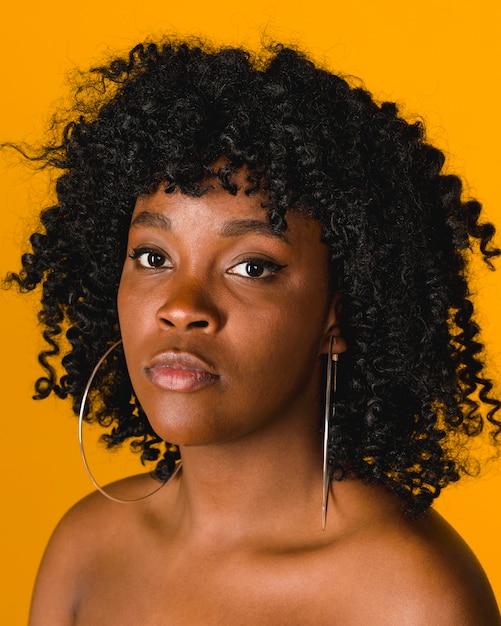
320;291;347;356
320;328;347;356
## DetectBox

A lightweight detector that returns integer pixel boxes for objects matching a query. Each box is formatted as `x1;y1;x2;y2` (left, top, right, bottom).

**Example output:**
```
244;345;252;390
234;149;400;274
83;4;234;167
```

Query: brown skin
29;180;500;625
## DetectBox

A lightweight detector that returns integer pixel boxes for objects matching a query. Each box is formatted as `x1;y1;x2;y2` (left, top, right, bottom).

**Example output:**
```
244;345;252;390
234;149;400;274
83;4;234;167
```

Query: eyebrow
130;211;171;230
219;219;287;241
131;211;287;242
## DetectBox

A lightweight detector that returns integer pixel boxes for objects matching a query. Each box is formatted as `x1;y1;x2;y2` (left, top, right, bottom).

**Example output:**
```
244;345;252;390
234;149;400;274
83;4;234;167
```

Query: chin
144;409;236;448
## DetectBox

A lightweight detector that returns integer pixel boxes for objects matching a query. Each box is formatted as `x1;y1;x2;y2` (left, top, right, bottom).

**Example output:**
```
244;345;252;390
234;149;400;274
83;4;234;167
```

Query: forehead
133;182;269;223
131;183;324;247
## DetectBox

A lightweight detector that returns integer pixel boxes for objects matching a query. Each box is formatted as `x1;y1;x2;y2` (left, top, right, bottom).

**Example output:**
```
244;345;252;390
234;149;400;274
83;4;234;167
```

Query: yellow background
1;1;500;623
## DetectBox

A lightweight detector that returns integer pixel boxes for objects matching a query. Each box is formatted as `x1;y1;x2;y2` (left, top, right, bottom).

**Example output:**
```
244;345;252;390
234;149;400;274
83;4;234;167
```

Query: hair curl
7;39;501;515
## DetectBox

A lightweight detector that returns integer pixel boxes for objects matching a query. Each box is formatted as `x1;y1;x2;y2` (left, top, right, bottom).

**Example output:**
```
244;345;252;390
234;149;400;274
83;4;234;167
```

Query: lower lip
147;366;219;392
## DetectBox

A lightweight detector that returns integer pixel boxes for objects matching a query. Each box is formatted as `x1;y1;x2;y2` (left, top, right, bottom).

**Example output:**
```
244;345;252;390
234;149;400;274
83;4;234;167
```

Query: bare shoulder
393;509;498;624
28;473;173;626
336;504;500;625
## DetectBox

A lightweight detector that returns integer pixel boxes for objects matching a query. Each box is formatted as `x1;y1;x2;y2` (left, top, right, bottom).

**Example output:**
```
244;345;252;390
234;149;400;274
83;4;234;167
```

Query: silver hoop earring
322;335;338;530
78;339;180;503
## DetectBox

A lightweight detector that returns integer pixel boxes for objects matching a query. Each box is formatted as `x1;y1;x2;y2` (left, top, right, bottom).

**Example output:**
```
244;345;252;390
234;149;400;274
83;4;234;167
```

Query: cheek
230;303;326;401
117;289;135;351
116;273;129;330
117;274;154;331
117;278;155;377
117;289;131;333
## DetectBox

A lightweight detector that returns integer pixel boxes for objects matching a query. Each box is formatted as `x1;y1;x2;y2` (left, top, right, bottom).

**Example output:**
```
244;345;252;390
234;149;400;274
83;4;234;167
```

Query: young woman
10;40;501;624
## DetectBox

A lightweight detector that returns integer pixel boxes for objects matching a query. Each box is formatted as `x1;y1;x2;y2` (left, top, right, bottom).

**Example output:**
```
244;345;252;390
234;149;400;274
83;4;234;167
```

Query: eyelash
227;257;286;279
129;248;286;279
129;247;170;268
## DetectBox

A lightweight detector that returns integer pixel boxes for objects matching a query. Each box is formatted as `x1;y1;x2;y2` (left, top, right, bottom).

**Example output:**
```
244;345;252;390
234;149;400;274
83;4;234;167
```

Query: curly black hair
7;39;501;516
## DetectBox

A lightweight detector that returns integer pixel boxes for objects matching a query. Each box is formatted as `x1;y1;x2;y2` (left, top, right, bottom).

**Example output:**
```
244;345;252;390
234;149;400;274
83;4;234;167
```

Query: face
117;178;342;448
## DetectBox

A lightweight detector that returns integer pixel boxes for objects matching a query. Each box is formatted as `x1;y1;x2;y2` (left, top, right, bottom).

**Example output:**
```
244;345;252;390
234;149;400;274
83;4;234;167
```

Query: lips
145;351;219;393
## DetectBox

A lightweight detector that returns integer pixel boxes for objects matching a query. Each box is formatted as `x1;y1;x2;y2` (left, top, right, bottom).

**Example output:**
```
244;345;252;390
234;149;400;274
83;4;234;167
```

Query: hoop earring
322;335;338;530
78;339;180;503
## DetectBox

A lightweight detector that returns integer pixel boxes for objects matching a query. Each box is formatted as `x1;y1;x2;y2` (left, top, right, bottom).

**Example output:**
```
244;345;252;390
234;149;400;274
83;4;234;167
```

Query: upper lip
146;350;219;375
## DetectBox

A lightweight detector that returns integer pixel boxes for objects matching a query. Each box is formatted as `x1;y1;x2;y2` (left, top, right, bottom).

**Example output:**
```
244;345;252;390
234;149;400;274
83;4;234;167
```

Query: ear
319;291;347;356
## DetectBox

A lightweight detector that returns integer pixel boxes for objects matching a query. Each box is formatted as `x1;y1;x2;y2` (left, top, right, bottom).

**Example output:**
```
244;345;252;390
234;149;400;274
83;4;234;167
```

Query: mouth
145;351;220;393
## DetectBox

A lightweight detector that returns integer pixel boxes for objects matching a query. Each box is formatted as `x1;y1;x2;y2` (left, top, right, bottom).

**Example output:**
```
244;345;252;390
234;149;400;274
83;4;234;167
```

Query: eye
129;247;171;269
227;258;286;279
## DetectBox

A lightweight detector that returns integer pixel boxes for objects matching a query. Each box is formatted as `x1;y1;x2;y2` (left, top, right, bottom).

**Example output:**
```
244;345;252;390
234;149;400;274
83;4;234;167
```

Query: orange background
1;1;500;623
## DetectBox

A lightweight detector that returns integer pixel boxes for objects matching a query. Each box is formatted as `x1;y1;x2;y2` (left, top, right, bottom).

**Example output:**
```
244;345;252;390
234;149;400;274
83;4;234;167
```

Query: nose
156;277;223;333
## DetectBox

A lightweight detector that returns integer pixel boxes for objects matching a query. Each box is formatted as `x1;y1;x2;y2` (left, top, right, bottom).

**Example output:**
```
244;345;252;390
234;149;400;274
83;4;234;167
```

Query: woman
9;40;501;624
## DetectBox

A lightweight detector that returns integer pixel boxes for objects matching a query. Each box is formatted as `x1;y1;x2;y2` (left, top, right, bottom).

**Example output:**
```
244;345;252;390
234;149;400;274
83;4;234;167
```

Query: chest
73;542;350;626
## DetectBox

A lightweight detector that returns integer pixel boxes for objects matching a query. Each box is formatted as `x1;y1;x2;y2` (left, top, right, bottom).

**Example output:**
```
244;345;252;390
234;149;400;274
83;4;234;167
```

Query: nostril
159;316;210;329
191;320;209;329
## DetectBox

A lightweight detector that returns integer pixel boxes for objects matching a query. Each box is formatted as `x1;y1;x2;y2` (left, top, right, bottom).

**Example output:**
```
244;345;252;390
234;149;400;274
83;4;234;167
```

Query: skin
29;178;500;625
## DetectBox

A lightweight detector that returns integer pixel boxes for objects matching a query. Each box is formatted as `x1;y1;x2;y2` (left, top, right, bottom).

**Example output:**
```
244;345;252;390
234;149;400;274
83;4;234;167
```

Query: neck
171;409;325;545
